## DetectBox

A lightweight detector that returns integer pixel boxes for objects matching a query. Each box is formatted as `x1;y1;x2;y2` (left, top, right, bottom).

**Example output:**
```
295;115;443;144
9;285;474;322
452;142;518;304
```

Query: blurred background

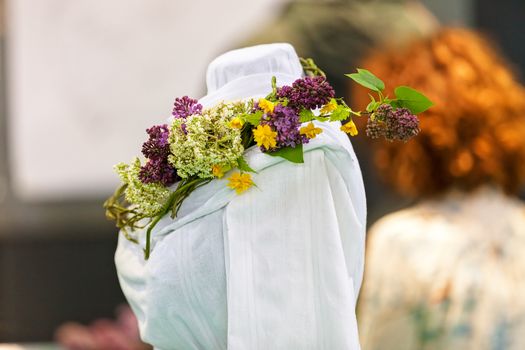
0;0;524;347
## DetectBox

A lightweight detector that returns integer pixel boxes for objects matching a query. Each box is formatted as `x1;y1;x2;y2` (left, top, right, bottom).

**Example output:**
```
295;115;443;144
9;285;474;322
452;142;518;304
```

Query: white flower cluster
169;101;248;178
115;158;171;217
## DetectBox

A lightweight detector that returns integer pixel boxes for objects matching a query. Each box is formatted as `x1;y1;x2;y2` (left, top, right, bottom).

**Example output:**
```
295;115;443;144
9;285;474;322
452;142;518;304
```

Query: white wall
6;0;282;200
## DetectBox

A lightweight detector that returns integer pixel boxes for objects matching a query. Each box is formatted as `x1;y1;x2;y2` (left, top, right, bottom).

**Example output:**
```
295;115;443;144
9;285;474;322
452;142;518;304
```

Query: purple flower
172;96;202;119
180;123;188;135
375;104;393;122
386;108;420;142
261;104;307;150
376;106;419;142
277;76;335;110
140;124;180;186
366;118;385;139
141;124;170;160
364;104;419;141
139;158;178;186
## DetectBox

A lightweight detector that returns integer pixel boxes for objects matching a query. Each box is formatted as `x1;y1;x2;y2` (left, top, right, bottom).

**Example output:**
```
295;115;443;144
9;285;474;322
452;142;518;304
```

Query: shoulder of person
368;204;462;248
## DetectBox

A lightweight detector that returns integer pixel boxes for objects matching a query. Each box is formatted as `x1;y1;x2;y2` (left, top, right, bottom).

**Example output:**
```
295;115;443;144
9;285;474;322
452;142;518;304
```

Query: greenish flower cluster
115;158;171;217
168;101;247;179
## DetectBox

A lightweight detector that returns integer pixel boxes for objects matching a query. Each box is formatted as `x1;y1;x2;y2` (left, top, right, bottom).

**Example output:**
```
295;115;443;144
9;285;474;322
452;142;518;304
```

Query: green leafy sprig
345;68;433;116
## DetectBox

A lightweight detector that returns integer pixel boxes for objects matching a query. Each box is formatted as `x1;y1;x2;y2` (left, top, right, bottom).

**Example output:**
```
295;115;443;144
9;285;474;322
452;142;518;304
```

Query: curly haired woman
353;28;525;350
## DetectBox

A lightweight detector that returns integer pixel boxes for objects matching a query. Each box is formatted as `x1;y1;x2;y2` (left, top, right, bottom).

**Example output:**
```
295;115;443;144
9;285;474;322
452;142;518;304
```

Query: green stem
271;76;277;95
300;57;326;77
143;191;178;260
170;178;212;218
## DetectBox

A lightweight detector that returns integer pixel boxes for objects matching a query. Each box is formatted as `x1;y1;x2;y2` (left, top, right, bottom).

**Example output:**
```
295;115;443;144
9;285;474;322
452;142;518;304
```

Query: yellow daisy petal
258;98;275;114
212;164;225;178
253;124;277;149
341;120;359;136
300;122;323;139
320;99;338;115
227;172;254;194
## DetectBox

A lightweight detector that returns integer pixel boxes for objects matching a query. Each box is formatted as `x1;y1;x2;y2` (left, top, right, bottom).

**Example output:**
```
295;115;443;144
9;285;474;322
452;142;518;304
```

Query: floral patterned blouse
359;187;525;350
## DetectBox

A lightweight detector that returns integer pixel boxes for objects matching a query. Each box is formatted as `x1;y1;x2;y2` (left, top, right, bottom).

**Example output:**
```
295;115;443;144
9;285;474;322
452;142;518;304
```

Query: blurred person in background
354;28;525;349
244;0;437;94
243;0;438;225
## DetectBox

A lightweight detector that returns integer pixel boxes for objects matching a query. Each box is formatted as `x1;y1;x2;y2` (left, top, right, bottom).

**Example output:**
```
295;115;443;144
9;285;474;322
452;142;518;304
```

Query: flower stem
143;190;178;260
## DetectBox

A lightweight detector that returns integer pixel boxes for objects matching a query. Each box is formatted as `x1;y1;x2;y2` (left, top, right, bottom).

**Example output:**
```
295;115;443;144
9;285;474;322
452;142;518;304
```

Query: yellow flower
212;164;225;178
253;124;277;149
227;172;254;194
320;99;337;115
300;122;323;139
229;117;244;129
258;98;275;114
341;120;358;136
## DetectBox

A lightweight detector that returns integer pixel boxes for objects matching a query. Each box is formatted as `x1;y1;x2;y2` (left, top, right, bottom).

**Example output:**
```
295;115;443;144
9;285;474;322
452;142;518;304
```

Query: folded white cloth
115;43;366;350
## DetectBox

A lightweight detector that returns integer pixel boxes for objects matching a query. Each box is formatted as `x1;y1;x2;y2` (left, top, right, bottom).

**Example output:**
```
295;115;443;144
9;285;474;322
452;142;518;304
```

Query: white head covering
116;43;366;350
199;43;303;107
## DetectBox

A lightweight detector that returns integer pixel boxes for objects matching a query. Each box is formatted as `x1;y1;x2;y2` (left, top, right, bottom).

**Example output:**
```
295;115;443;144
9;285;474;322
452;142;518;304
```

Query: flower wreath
105;59;432;259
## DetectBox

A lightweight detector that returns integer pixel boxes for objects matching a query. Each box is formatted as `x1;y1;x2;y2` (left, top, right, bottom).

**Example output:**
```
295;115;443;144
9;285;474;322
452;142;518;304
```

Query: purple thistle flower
141;124;170;160
386;108;420;142
277;76;335;110
172;96;202;119
139;158;178;187
261;104;307;150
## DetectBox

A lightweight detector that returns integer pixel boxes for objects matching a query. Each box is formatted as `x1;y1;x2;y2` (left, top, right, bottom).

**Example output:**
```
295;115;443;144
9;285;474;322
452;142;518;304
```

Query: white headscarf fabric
115;43;366;350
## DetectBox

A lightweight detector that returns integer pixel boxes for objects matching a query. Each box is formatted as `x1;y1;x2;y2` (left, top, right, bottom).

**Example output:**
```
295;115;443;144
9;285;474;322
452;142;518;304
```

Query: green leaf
345;68;385;92
389;100;401;109
268;144;304;163
394;86;433;114
299;109;316;123
236;156;256;173
329;105;351;121
244;111;263;125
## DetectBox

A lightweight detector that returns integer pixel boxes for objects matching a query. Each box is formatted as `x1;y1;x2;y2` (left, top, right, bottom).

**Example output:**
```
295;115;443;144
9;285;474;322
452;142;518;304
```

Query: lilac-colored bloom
277;76;335;110
140;124;179;186
139;158;178;186
386;108;420;141
366;118;385;139
260;104;307;151
365;104;419;141
172;96;202;119
141;124;170;160
375;104;393;122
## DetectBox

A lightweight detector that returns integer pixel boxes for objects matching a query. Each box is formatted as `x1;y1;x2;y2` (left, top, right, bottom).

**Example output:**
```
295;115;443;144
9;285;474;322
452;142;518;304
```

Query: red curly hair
351;28;525;198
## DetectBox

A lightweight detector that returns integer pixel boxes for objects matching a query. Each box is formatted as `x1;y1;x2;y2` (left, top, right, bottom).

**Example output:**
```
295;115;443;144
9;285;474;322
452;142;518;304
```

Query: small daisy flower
227;172;254;194
300;122;323;139
253;124;278;150
341;120;359;136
